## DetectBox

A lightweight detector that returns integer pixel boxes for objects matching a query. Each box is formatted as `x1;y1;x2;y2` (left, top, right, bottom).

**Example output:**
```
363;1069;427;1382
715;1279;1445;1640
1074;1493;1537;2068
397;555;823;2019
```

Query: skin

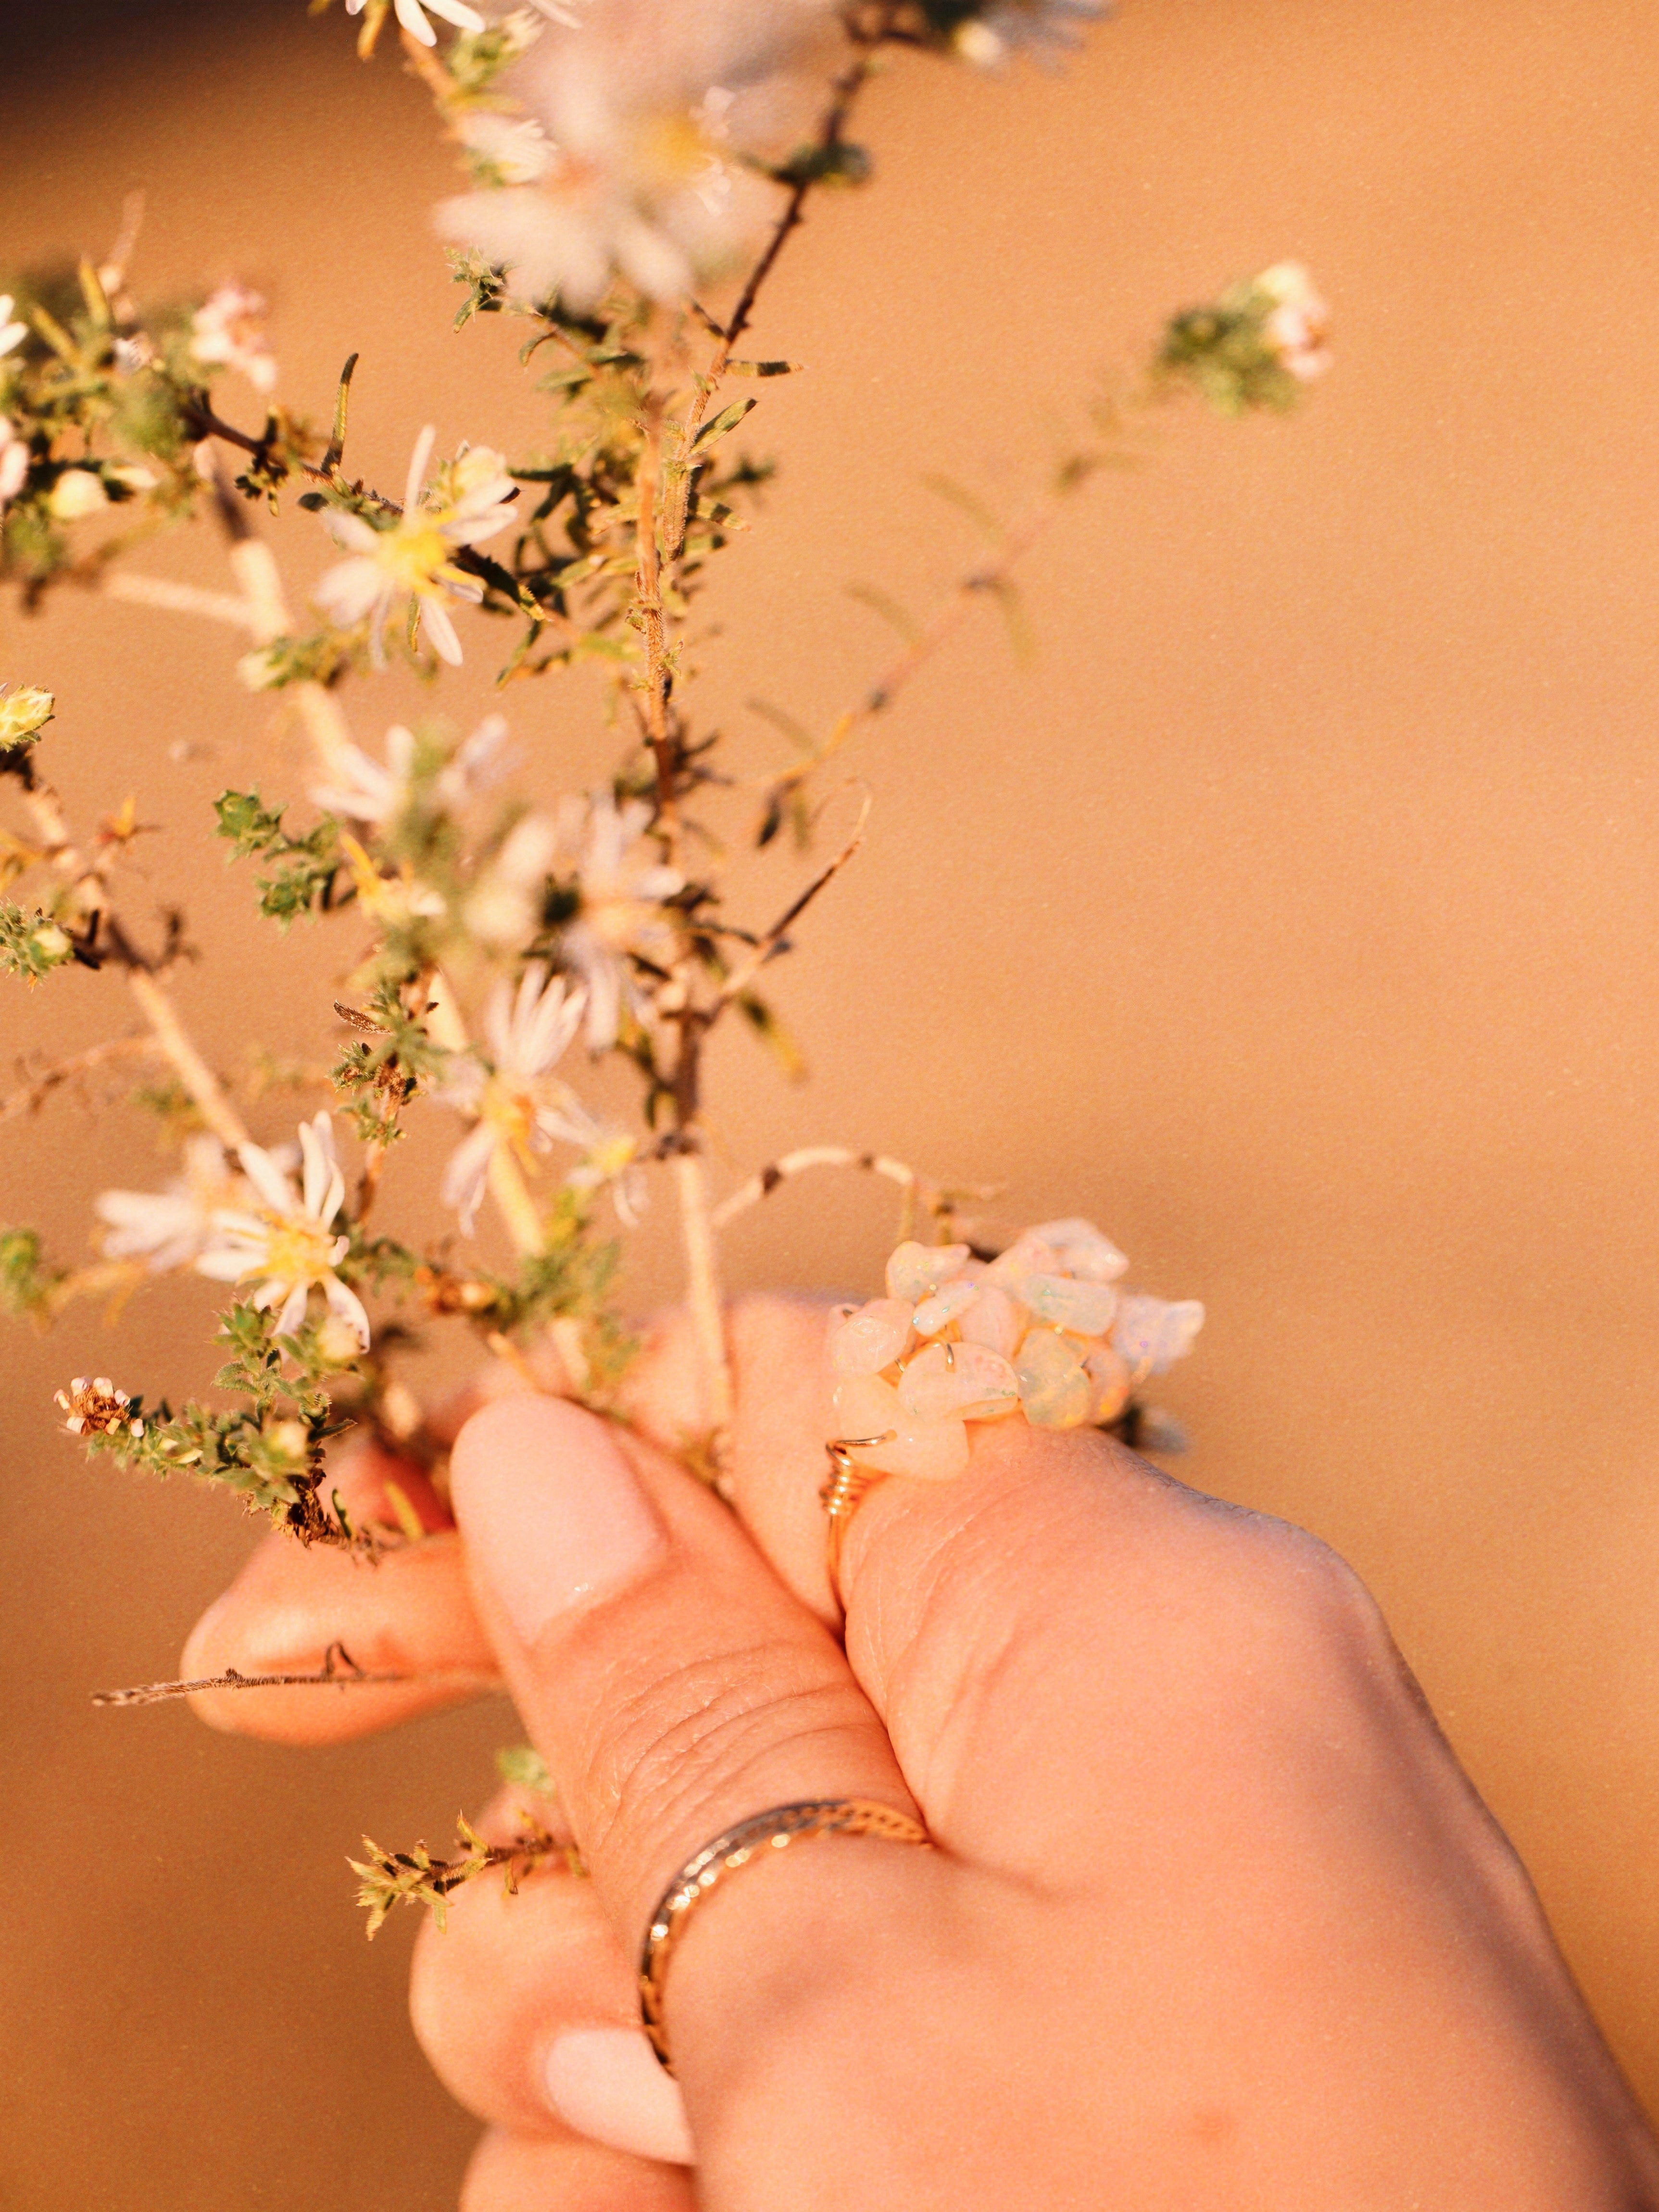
184;1296;1659;2210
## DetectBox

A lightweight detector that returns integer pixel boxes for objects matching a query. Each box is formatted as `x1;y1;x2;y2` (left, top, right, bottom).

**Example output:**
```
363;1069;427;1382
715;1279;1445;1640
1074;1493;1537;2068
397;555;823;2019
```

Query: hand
185;1299;1659;2210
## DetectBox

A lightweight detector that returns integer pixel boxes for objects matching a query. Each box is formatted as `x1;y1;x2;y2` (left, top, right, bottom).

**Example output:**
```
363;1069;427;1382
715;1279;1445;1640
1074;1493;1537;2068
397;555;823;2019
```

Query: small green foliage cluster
0;899;74;981
214;790;348;926
1157;271;1320;417
352;1812;581;1937
0;1226;65;1321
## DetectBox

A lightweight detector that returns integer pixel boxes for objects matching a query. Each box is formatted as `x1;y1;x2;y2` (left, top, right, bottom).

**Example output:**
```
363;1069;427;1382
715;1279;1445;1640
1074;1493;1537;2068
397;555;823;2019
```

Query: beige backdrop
5;1;1659;2204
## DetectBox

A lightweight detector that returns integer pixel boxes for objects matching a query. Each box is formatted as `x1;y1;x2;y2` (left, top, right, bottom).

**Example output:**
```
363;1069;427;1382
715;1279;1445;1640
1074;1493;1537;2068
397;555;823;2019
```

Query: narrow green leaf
845;580;922;645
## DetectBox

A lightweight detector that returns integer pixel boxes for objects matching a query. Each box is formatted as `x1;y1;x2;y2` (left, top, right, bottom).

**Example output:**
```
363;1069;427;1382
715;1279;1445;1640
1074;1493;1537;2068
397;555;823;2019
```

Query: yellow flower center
258;1215;339;1286
377;519;451;592
482;1078;539;1162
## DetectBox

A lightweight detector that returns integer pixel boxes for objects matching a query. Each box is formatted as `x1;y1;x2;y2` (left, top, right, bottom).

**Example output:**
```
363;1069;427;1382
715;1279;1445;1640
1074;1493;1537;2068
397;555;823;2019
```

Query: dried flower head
55;1376;145;1439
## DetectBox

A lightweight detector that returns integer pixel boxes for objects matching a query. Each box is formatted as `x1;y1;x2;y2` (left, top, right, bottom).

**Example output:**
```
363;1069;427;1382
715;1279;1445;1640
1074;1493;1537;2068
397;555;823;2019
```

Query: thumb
448;1395;926;2063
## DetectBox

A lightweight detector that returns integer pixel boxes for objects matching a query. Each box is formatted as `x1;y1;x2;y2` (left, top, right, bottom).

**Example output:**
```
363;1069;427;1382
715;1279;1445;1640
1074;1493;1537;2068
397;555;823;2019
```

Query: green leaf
845;581;921;645
692;396;757;452
920;472;1004;544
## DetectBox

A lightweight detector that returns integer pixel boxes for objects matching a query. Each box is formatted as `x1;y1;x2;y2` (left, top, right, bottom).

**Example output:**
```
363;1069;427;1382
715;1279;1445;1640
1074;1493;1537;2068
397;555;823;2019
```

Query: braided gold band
638;1798;931;2072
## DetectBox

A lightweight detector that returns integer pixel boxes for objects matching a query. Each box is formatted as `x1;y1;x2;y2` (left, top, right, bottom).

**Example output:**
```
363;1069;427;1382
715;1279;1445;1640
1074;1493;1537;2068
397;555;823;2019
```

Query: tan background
4;0;1659;2202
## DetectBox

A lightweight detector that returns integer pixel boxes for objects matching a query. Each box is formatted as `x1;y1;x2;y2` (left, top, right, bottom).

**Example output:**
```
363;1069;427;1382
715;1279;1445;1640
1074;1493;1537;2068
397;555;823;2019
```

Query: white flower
436;81;766;311
458;110;553;188
0;295;26;360
554;791;683;1048
345;0;484;46
189;282;278;395
0;418;27;509
1256;262;1332;384
545;1094;647;1224
827;1219;1202;1481
95;1134;243;1273
309;713;511;826
196;1113;371;1348
439;965;587;1233
464;810;559;949
313;427;517;668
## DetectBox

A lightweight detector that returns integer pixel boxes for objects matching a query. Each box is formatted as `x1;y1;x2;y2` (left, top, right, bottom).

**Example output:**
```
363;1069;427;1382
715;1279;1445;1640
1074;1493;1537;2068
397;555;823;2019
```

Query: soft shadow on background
5;1;1659;2203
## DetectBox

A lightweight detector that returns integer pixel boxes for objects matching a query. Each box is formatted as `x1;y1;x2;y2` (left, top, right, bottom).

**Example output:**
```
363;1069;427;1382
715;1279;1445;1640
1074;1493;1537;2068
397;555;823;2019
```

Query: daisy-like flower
55;1376;145;1440
826;1220;1202;1483
309;712;511;827
188;282;278;395
345;0;484;46
0;295;26;360
1256;261;1333;384
553;791;684;1049
439;964;587;1234
94;1134;244;1273
313;427;518;669
0;419;27;509
463;811;559;950
457;110;554;189
436;82;765;311
196;1113;371;1349
545;1094;648;1225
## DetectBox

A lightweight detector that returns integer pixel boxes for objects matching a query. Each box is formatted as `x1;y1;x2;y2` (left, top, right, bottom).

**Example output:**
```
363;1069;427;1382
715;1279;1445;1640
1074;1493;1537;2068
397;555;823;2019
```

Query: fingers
410;1795;694;2165
448;1392;924;2033
181;1437;497;1742
461;2130;695;2212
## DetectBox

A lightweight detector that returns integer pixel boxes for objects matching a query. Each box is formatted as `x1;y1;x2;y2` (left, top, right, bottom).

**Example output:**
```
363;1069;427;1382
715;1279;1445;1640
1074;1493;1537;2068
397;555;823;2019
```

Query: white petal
275;1281;310;1337
421;595;464;666
394;0;439;38
405;424;437;515
237;1142;295;1214
441;1121;498;1235
323;1273;373;1351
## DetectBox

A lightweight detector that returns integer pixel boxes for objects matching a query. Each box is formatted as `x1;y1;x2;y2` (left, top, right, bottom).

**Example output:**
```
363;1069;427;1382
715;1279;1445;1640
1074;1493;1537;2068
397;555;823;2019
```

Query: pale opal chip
911;1280;979;1337
982;1232;1061;1287
1018;1272;1119;1337
1013;1327;1093;1429
829;1296;913;1377
1028;1218;1129;1284
897;1341;1020;1423
830;1374;971;1482
957;1283;1023;1360
1114;1295;1206;1375
1083;1345;1131;1422
886;1239;972;1303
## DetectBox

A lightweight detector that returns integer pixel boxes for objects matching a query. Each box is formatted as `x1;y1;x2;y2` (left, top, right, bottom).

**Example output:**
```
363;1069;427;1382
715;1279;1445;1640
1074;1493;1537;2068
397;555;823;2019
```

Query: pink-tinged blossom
189;283;278;395
314;427;517;668
196;1114;371;1349
439;965;587;1234
1257;262;1332;383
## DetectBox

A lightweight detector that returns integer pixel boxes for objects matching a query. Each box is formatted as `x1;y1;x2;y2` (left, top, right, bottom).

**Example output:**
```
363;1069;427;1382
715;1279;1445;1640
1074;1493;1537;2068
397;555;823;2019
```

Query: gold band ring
819;1438;891;1613
638;1797;931;2073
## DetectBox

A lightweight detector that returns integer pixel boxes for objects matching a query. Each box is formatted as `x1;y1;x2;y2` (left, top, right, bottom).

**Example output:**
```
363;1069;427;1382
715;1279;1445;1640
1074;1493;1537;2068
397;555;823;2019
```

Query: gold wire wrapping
638;1798;931;2071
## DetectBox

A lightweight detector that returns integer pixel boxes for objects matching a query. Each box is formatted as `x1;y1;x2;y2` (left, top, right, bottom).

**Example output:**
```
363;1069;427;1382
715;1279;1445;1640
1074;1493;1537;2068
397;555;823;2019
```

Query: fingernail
450;1396;666;1646
542;2027;694;2166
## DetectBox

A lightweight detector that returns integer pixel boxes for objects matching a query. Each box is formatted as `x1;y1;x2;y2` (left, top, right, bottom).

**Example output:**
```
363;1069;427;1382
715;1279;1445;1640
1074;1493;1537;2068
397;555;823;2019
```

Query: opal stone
1013;1327;1093;1429
829;1296;913;1377
1018;1272;1119;1338
885;1239;972;1304
898;1341;1020;1423
911;1280;980;1337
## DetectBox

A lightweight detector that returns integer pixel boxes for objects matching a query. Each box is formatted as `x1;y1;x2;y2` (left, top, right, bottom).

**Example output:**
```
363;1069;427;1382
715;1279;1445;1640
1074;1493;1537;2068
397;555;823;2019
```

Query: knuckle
583;1641;871;1874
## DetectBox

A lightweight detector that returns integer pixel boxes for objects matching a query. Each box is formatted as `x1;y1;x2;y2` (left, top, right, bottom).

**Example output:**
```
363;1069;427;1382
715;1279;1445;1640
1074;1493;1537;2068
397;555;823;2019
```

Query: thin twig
93;1640;499;1708
711;789;871;1012
124;968;251;1153
673;1147;733;1445
0;1035;162;1123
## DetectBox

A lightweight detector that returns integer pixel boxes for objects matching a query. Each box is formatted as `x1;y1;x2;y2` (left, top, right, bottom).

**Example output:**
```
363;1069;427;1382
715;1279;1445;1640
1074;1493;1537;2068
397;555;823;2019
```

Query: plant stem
674;1144;732;1444
124;968;251;1153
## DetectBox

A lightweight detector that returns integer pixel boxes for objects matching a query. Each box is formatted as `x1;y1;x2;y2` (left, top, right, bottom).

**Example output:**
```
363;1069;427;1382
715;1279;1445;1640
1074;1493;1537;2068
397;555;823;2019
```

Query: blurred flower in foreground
946;0;1104;67
547;1095;648;1225
314;427;517;667
95;1134;244;1273
829;1220;1202;1482
0;684;53;751
1157;261;1332;416
309;713;511;826
439;964;587;1233
197;1114;370;1347
189;283;278;395
0;418;27;508
553;791;684;1050
438;88;765;309
0;295;26;360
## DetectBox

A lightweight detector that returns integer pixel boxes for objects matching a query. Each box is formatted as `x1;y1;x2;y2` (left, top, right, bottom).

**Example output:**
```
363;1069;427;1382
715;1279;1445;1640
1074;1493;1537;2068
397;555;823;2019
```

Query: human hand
184;1299;1659;2209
